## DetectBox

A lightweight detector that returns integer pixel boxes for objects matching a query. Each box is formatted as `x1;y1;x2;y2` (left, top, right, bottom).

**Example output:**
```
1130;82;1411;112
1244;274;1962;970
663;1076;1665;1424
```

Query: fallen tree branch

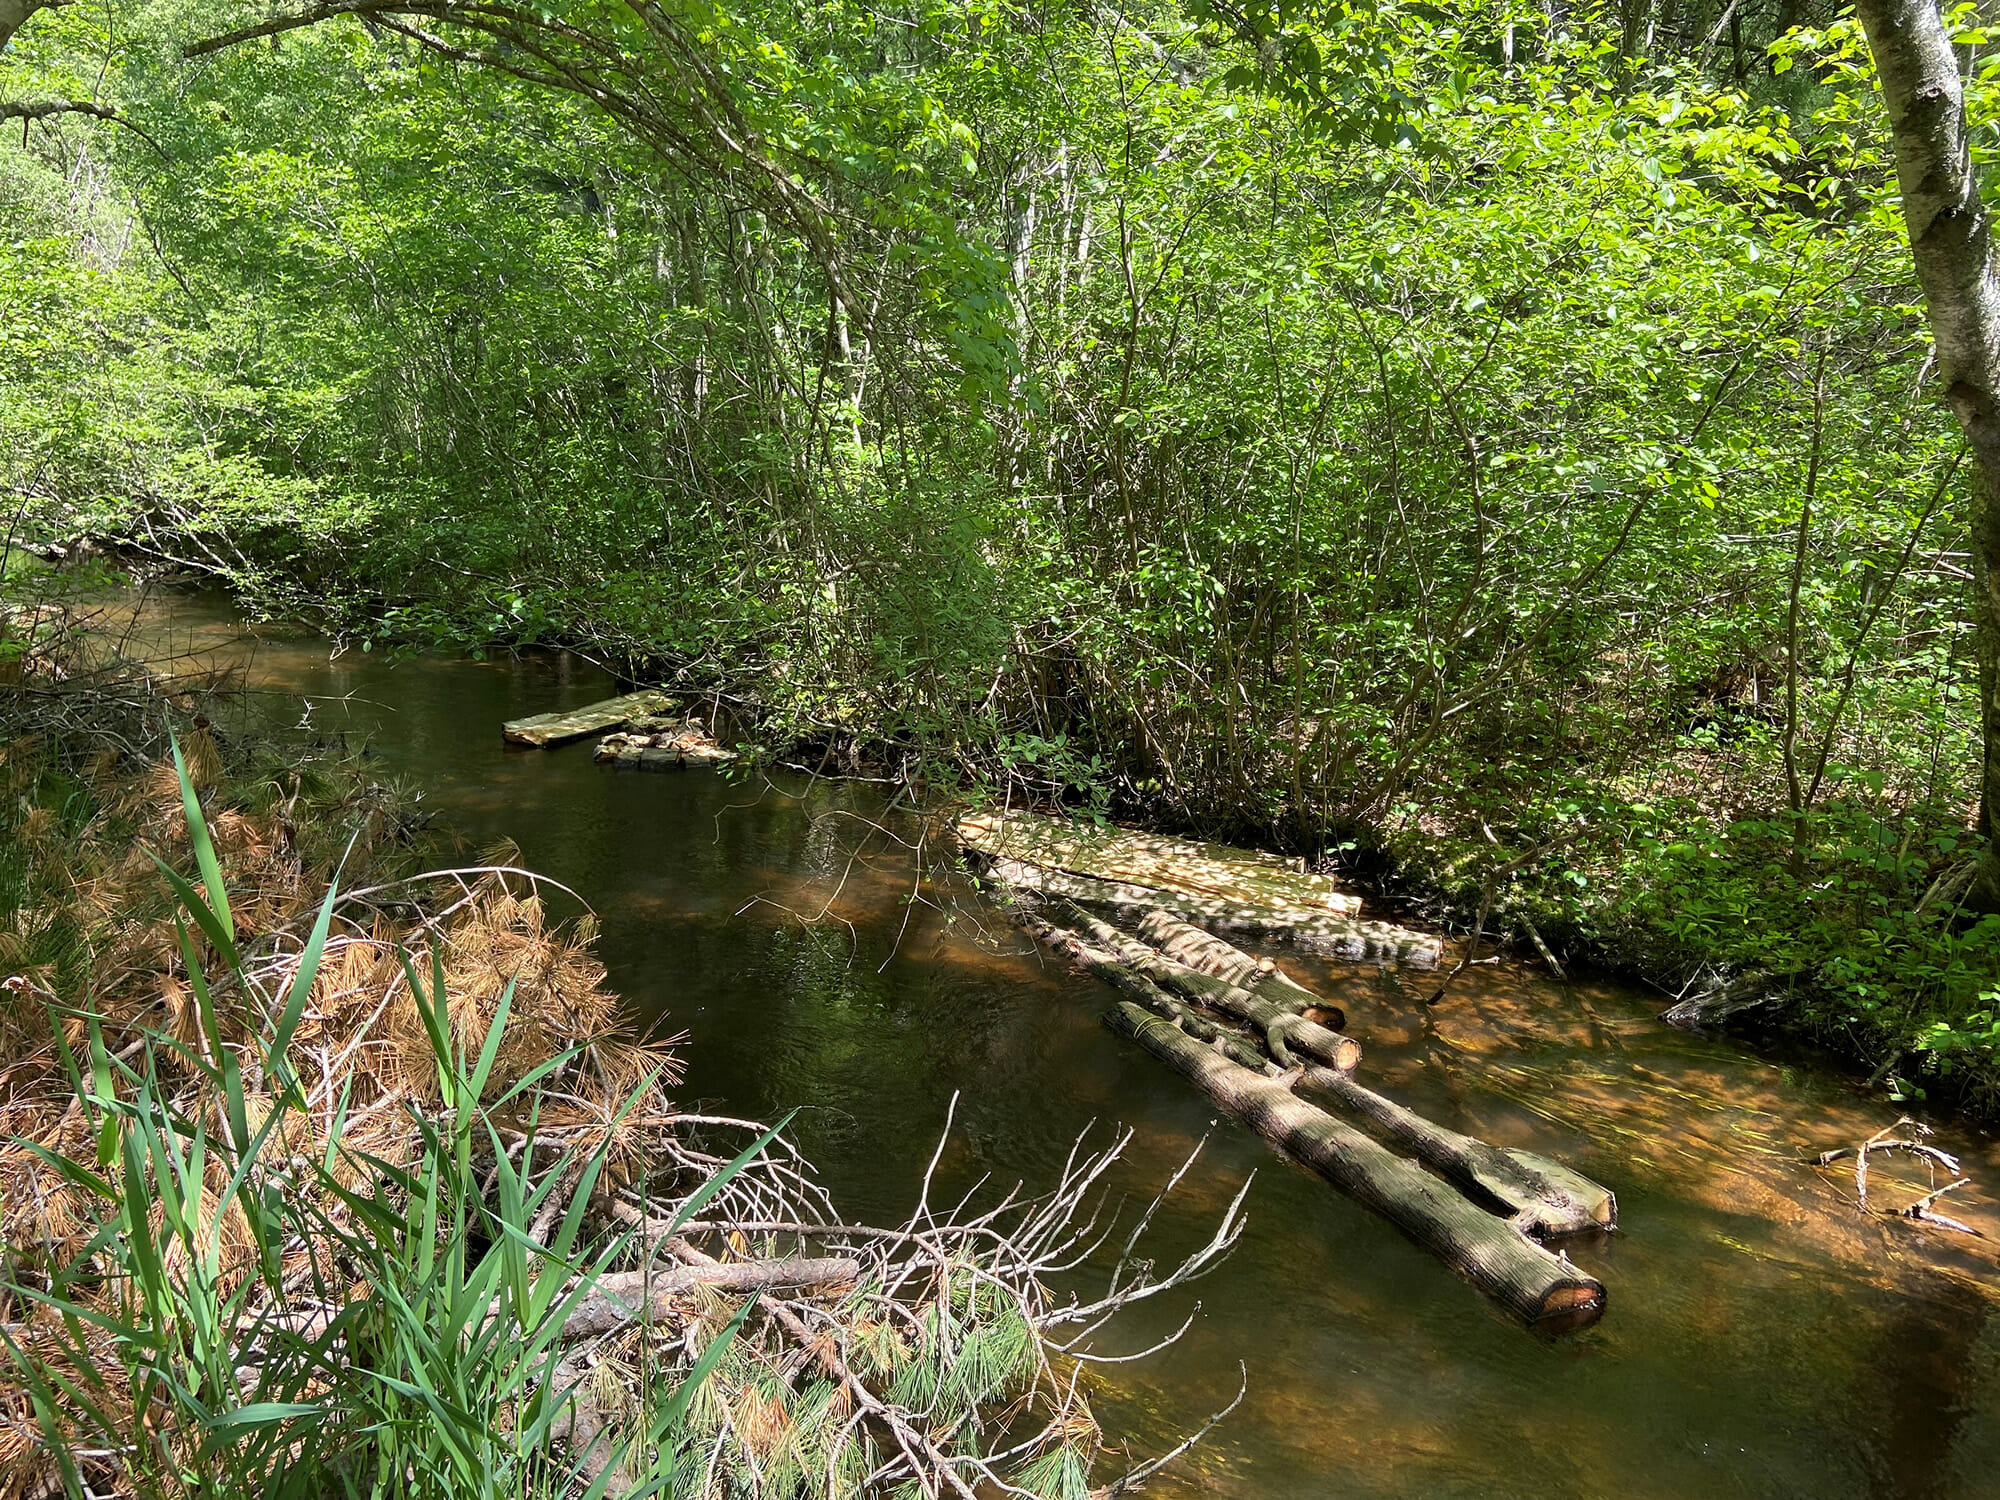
560;1254;863;1338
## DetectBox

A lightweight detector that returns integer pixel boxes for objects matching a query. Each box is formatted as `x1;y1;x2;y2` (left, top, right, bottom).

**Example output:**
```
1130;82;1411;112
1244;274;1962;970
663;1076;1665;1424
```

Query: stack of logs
1007;896;1614;1330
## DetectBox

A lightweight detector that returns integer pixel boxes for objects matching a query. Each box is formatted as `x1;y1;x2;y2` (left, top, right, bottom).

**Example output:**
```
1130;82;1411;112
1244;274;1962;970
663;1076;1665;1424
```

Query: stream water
100;588;2000;1500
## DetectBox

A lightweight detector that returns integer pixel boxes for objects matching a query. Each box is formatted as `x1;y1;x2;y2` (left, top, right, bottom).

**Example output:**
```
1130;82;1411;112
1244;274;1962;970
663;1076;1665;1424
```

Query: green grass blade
269;853;346;1083
468;974;516;1102
172;733;236;952
622;1292;760;1497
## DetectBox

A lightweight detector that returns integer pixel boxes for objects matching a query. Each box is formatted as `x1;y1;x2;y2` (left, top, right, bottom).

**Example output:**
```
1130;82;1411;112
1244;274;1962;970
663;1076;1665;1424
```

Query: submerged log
1660;968;1781;1028
983;856;1440;961
1292;1067;1615;1236
960;809;1362;913
504;689;676;748
1058;902;1361;1072
1103;1001;1606;1328
595;715;737;770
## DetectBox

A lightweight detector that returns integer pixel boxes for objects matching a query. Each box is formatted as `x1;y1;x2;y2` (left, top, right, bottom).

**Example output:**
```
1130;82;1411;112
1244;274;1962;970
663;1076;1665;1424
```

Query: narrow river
107;588;2000;1500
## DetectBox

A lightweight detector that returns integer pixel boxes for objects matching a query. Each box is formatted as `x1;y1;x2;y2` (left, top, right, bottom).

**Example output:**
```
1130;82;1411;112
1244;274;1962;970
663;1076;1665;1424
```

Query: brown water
107;589;2000;1500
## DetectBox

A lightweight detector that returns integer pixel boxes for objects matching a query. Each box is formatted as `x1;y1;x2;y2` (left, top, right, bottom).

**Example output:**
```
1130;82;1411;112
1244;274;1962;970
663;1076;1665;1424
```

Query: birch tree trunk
1853;0;2000;910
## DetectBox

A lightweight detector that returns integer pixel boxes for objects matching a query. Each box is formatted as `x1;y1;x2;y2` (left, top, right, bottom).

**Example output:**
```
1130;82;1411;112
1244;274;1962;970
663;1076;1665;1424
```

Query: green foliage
3;745;744;1498
3;0;1997;1097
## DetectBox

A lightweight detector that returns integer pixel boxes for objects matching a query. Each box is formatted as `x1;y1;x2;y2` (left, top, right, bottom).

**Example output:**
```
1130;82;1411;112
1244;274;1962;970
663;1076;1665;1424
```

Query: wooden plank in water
958;809;1363;916
503;690;676;748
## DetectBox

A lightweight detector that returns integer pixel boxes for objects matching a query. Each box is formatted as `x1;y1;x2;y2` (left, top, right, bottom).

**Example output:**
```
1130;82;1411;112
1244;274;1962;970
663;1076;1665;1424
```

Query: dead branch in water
1814;1118;1985;1236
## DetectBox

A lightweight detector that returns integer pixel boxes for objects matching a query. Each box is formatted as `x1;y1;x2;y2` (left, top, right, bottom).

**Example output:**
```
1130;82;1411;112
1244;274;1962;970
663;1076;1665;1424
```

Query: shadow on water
100;588;2000;1500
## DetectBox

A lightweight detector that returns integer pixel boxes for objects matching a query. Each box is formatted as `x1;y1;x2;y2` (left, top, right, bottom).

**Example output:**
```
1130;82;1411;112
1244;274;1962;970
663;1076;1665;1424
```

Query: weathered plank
503;690;676;748
959;809;1362;915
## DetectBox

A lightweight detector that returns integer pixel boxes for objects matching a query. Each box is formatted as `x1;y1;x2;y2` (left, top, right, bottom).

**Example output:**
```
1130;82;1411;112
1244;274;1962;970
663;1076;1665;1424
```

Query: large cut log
1015;909;1276;1072
1103;1001;1606;1328
1057;902;1361;1072
1293;1067;1615;1236
1136;910;1340;1013
960;809;1362;913
984;856;1441;962
1038;906;1603;1231
504;689;676;748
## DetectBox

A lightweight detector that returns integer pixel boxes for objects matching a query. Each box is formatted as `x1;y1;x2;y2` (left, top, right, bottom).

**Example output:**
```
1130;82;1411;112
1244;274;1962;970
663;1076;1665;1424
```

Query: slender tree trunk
1853;0;2000;910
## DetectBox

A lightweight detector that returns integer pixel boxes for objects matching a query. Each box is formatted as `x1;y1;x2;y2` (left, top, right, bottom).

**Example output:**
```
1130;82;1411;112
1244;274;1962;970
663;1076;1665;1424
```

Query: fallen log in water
1102;1001;1606;1328
1058;901;1361;1072
1136;909;1336;1012
1293;1066;1615;1236
504;689;676;748
960;809;1362;913
1015;908;1278;1072
595;714;737;770
983;855;1441;961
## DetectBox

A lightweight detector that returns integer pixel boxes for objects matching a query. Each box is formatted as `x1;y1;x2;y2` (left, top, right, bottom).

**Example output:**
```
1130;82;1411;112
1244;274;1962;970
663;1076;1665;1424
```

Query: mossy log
960;809;1362;913
1057;902;1360;1072
1293;1066;1616;1236
1103;1001;1606;1329
504;690;676;748
982;855;1438;960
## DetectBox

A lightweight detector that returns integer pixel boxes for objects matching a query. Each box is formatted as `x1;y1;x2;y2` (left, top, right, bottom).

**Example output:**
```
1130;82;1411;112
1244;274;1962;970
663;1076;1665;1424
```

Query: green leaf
205;1401;324;1430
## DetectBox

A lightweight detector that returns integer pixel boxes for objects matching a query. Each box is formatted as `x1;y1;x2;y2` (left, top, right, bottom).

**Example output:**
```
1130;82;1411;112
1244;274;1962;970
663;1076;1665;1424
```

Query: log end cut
1531;1276;1607;1332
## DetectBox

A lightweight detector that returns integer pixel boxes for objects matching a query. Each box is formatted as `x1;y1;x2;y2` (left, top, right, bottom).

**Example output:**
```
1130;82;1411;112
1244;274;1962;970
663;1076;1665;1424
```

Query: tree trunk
1059;902;1361;1071
1852;0;2000;909
985;855;1441;961
1134;910;1331;1012
1103;1002;1606;1328
1292;1066;1616;1236
1016;908;1278;1071
0;0;41;53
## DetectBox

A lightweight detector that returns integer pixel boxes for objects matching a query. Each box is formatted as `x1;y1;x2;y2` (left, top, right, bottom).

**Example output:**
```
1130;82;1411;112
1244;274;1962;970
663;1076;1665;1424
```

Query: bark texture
1293;1066;1616;1235
1136;910;1331;1013
1061;902;1361;1071
562;1255;862;1337
1852;0;2000;908
1103;1002;1605;1327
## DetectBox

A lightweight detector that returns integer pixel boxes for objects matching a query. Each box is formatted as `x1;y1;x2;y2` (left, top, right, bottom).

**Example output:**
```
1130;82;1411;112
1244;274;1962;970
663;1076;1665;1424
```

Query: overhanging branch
181;0;863;324
1;98;165;154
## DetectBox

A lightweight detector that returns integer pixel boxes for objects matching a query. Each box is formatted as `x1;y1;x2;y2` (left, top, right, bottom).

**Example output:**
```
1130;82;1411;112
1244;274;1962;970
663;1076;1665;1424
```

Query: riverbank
11;584;2000;1500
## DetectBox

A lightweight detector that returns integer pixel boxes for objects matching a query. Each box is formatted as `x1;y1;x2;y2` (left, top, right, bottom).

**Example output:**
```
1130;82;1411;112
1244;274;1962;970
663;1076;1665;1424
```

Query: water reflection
95;587;2000;1500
